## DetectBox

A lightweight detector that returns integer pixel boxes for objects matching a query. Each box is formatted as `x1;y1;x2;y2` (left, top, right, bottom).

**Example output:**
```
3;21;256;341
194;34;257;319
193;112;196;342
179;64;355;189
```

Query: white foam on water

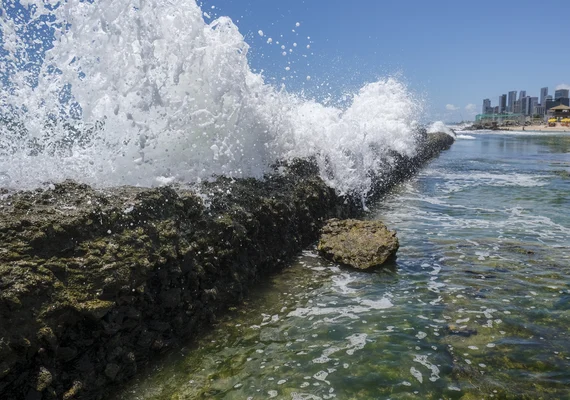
331;273;358;294
345;333;367;355
456;134;475;140
313;370;329;384
312;332;369;364
287;294;393;322
440;172;549;192
311;346;341;364
291;393;322;400
410;366;423;383
0;0;423;197
359;297;393;310
413;354;440;382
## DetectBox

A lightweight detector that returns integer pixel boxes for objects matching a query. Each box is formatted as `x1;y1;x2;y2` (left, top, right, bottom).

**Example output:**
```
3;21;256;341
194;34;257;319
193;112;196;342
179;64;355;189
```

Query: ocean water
114;132;570;399
0;0;423;197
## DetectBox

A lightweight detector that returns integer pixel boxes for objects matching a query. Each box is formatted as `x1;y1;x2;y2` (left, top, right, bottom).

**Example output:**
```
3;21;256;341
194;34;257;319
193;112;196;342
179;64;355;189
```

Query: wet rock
62;380;82;400
0;133;454;399
77;300;115;320
37;327;57;350
35;366;52;392
318;219;399;270
56;347;78;362
104;363;120;381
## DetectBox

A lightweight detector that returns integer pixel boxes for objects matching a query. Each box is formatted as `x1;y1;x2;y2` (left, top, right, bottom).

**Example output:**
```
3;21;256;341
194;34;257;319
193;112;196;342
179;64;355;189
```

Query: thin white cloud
556;83;570;91
446;104;459;111
465;103;477;112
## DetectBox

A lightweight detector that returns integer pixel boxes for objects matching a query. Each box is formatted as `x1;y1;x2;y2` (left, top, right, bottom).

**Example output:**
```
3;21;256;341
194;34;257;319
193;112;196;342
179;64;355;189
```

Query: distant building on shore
513;99;521;114
548;104;570;120
508;91;517;112
499;94;507;113
546;98;570;110
529;97;539;116
540;87;548;105
478;85;568;120
533;104;546;116
482;98;491;114
555;89;569;100
521;96;531;116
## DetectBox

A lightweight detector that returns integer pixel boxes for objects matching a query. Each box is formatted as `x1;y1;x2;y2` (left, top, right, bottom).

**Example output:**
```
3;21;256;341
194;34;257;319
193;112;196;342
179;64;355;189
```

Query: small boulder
317;219;399;270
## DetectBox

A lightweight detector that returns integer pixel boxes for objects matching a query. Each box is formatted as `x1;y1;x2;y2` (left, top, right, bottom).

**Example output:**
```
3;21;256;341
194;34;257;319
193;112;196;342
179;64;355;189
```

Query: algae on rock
0;132;455;399
318;218;399;270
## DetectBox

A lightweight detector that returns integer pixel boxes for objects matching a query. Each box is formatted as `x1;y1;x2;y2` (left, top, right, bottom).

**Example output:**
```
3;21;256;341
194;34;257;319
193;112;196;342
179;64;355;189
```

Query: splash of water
0;0;424;196
427;121;455;137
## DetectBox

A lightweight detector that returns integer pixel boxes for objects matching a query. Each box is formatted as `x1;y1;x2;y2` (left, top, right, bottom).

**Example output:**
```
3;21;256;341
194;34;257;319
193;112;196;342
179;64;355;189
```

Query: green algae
430;238;570;399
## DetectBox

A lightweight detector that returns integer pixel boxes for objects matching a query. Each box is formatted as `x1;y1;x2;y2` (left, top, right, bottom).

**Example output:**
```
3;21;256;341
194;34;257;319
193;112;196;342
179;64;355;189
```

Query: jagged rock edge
0;132;454;399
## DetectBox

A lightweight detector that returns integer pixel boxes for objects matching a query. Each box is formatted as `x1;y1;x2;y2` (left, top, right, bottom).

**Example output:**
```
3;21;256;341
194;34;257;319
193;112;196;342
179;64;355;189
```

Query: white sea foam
410;366;423;383
427;121;455;137
413;354;440;382
331;273;358;294
440;172;549;193
0;0;423;196
287;295;392;322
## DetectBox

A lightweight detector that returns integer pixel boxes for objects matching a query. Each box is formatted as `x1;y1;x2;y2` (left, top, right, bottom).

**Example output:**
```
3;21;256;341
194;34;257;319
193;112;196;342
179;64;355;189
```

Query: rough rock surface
0;132;454;399
318;219;399;269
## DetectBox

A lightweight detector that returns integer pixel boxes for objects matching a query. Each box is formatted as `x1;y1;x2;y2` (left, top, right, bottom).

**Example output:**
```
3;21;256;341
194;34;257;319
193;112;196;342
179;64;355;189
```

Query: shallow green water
116;133;570;400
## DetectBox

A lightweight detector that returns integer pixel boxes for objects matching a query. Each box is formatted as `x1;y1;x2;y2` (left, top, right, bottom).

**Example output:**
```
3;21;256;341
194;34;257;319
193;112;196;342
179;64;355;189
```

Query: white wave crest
0;0;423;196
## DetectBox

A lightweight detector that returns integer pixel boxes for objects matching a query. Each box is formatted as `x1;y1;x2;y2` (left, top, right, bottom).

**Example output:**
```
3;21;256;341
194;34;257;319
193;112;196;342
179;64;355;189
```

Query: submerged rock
317;219;399;269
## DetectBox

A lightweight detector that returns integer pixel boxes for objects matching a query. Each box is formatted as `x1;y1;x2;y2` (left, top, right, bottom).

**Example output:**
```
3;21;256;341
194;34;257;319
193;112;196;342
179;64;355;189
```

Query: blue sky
199;0;570;122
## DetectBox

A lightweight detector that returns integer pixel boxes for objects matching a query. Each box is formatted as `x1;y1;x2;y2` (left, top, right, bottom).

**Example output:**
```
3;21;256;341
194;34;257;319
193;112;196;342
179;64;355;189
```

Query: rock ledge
0;132;453;399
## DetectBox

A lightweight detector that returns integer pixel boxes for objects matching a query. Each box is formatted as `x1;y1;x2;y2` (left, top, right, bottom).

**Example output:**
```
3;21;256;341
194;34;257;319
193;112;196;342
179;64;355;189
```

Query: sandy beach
500;124;570;132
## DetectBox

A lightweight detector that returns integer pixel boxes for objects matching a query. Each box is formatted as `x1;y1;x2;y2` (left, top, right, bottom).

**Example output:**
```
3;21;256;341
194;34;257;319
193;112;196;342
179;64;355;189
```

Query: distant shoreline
499;125;570;132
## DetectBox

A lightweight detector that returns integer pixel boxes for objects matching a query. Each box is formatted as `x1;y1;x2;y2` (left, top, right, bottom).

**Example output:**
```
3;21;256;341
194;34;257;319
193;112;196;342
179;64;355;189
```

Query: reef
0;132;454;400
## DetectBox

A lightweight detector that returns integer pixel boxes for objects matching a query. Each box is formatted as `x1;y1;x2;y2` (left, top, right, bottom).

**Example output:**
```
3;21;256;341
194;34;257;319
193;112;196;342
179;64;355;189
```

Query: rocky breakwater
0;132;454;400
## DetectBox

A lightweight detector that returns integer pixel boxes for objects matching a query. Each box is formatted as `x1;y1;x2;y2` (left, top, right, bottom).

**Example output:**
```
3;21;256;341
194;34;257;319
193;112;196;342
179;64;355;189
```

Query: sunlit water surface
115;133;570;399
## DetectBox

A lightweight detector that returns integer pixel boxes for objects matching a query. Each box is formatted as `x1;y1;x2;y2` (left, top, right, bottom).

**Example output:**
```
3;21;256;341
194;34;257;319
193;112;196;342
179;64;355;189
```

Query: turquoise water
116;133;570;399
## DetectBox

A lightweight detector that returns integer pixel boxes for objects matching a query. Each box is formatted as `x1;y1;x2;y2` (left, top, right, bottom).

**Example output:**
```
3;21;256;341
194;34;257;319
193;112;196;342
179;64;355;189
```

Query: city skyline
481;85;570;118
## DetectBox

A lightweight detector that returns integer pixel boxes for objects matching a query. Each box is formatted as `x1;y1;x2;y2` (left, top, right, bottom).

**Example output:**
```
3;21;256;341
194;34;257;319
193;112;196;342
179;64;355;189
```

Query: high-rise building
529;97;539;116
534;105;546;117
482;98;491;114
499;94;507;113
508;91;517;112
514;100;521;114
546;98;570;110
540;87;548;105
521;96;536;116
555;89;569;100
519;90;526;100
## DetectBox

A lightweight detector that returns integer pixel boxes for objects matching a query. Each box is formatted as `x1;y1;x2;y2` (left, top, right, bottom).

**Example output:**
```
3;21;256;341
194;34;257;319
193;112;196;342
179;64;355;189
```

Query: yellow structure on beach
548;104;570;121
